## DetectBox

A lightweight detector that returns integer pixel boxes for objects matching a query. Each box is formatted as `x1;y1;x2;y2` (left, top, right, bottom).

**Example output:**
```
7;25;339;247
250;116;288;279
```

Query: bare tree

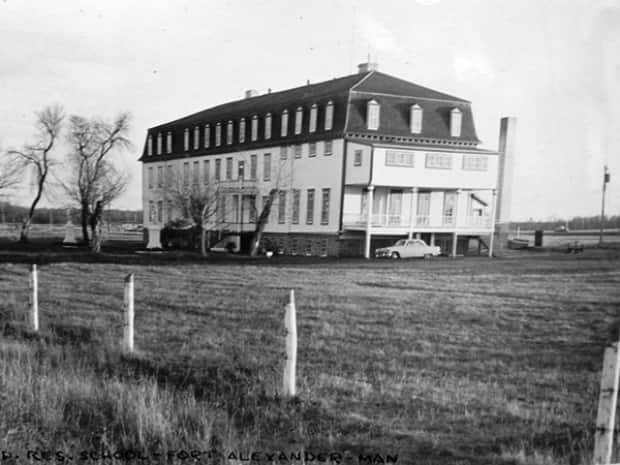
162;167;223;256
0;151;22;193
8;105;64;242
62;113;131;251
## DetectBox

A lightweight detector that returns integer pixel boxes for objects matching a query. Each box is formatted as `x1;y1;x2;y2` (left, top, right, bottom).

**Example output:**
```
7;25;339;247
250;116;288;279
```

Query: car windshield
394;240;406;246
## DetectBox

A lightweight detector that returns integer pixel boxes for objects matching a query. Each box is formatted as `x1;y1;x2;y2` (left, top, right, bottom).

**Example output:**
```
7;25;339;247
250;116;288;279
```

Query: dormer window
226;120;233;145
204;124;210;148
147;135;153;156
367;99;380;130
157;133;162;155
251;115;258;141
215;123;222;146
324;100;334;130
184;128;189;151
239;118;246;143
410;104;423;134
265;113;272;139
281;110;289;137
166;132;172;154
309;104;318;133
295;106;303;135
450;108;462;137
193;126;199;150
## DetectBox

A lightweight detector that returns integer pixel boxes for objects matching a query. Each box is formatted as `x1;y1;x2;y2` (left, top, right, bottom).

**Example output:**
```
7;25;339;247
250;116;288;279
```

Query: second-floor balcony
342;212;492;231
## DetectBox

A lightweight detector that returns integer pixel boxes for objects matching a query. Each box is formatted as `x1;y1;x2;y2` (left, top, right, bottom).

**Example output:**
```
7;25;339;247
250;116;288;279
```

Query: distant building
140;63;515;257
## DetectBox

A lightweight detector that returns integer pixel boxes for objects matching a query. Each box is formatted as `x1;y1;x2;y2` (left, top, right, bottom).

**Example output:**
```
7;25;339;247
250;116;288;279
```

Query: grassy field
1;248;619;464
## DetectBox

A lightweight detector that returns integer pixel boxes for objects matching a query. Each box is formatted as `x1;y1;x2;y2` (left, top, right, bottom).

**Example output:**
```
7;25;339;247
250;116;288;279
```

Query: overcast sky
1;0;619;221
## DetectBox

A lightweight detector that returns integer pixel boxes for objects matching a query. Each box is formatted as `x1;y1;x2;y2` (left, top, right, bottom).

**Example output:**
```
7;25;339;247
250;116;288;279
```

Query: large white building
140;63;515;257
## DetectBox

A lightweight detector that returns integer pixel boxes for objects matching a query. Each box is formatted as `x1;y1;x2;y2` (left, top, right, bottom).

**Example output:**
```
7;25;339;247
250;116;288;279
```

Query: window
148;200;155;222
353;150;362;166
280;146;288;160
265;113;272;139
294;144;302;159
263;153;271;181
248;195;257;223
226;120;233;145
157;200;163;223
157;166;163;187
183;128;189;151
250;154;257;180
281;110;289;137
410;104;423;134
251;115;258;141
232;195;239;223
226;157;233;180
166;132;172;154
367;99;380;130
292;189;300;224
425;153;452;169
443;191;457;226
157;133;162;155
193;161;199;184
295;107;303;134
203;160;210;183
204;124;210;148
217;196;225;223
462;155;488;171
386;150;415;167
183;162;190;185
306;189;315;225
239;118;246;143
166;164;173;187
148;167;154;188
450;108;462;137
324;140;333;156
324;100;334;130
321;188;330;225
309;142;316;157
238;160;245;180
194;126;200;149
278;191;286;224
167;201;173;222
215;123;222;146
262;195;270;223
309;104;317;133
147;135;153;156
215;159;221;180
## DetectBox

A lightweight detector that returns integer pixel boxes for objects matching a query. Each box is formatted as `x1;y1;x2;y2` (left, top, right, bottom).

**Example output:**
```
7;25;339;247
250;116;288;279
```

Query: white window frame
309;142;316;157
450;108;462;137
193;126;199;150
203;160;210;183
410;104;423;134
204;124;210;148
215;123;222;147
226;120;233;145
295;107;303;135
263;153;271;181
462;155;488;171
425;153;453;169
147;135;153;156
166;132;172;154
354;150;362;166
309;104;317;133
324;140;333;156
320;188;330;225
386;150;415;167
251;115;258;141
265;113;272;139
184;128;189;151
148;166;154;188
325;100;334;130
367;100;380;130
157;133;162;155
281;110;289;137
239;118;246;144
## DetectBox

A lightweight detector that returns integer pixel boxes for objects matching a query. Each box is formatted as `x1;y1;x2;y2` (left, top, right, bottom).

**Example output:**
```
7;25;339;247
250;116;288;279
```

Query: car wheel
391;252;400;259
423;253;431;259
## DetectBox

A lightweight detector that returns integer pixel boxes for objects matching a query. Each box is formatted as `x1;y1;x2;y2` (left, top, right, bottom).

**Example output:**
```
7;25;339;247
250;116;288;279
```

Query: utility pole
600;165;610;245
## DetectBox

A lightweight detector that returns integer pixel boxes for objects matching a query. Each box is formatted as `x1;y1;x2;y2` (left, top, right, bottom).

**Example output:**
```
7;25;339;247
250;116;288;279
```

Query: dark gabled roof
141;69;480;162
352;71;469;102
346;92;479;142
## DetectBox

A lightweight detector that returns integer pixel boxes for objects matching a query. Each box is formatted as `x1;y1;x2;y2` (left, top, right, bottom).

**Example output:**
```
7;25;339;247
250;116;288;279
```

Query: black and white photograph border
0;1;619;464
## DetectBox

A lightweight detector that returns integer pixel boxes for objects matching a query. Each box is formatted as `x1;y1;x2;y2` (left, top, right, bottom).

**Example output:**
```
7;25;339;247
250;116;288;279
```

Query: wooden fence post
29;264;39;331
593;329;620;465
283;289;297;397
123;273;135;352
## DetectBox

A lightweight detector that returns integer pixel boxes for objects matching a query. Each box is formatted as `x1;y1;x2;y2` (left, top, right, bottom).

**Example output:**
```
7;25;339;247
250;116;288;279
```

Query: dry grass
0;251;619;464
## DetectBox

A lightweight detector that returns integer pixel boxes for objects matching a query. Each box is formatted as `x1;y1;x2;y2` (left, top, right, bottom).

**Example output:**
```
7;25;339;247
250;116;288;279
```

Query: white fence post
29;264;39;331
593;329;620;465
123;273;135;352
283;289;297;397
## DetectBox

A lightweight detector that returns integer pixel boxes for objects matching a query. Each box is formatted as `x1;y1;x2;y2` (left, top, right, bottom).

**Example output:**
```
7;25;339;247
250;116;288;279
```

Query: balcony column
430;233;435;246
488;189;497;258
407;187;418;239
364;185;374;258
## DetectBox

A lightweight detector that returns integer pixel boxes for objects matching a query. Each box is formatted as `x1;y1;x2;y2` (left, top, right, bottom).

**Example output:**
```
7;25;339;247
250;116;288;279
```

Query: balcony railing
343;212;492;229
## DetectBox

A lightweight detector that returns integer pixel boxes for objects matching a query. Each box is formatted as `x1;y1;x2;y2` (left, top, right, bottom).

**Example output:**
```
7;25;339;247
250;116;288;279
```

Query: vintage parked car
159;220;201;250
375;239;441;259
